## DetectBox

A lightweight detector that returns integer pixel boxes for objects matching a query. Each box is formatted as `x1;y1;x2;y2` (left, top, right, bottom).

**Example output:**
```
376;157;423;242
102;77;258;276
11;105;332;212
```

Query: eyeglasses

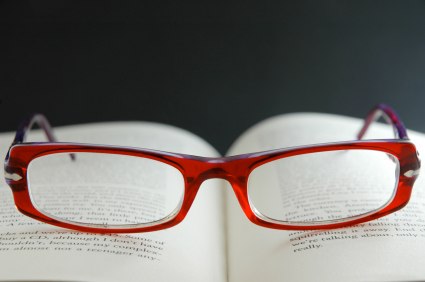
4;104;420;233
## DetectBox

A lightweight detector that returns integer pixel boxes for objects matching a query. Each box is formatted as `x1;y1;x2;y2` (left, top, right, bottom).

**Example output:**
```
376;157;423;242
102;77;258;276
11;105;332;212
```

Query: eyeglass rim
4;138;420;233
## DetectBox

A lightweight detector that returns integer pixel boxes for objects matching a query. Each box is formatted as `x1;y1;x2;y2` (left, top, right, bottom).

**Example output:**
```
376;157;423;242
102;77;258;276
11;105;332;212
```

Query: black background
1;1;425;153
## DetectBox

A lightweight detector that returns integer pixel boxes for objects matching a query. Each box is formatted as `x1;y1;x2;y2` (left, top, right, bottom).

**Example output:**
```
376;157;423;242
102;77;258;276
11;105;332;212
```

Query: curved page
0;122;226;282
226;113;425;282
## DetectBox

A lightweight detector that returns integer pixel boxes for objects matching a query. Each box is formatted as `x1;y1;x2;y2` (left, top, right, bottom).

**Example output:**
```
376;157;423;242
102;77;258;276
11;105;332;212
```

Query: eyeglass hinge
4;172;23;181
403;170;420;178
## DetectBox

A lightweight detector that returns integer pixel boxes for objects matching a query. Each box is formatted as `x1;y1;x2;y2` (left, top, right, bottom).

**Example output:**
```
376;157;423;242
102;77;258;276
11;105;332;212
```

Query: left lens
27;152;185;228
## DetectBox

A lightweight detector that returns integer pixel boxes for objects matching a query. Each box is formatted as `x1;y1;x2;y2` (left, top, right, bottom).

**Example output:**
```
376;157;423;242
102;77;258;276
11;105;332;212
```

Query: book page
226;113;425;282
0;122;226;282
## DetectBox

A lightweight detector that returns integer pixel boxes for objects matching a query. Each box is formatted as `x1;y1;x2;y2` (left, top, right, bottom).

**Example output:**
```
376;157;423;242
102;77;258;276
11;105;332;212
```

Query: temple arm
11;113;75;160
12;113;58;145
357;104;409;140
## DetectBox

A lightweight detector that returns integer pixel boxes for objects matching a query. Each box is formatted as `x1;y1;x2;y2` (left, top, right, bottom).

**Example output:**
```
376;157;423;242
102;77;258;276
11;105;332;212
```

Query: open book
0;112;424;282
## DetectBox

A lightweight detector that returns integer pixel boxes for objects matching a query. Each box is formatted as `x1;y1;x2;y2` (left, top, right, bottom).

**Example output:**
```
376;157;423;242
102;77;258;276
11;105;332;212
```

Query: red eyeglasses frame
4;104;421;233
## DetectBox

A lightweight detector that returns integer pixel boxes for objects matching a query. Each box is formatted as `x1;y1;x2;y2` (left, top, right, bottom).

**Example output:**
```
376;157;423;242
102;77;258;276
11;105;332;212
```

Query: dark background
1;1;425;153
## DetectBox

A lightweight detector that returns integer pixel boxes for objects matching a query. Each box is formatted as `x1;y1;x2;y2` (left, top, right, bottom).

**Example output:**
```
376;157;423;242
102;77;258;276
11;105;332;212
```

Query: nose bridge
195;158;245;185
201;167;231;182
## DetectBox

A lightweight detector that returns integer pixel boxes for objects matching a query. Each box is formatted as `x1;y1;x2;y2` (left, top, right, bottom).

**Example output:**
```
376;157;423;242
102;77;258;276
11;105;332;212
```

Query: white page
226;113;425;282
0;122;226;282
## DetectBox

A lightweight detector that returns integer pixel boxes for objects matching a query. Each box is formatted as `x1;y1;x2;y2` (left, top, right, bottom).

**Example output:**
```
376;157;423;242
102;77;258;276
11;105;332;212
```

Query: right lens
248;149;399;225
27;152;185;228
